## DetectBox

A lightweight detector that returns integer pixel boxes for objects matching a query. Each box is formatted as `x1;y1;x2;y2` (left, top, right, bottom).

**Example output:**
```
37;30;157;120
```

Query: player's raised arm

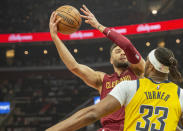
80;5;145;77
49;12;104;91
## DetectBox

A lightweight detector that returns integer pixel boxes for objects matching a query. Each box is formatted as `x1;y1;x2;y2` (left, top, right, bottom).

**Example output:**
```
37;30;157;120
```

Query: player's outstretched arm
45;95;121;131
49;12;104;91
80;5;145;77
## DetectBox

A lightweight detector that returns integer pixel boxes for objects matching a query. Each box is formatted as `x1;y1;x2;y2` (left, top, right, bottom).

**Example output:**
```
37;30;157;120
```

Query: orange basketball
55;5;82;34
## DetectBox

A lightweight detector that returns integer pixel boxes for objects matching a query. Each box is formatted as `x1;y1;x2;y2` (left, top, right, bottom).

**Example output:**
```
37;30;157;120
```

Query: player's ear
150;64;156;72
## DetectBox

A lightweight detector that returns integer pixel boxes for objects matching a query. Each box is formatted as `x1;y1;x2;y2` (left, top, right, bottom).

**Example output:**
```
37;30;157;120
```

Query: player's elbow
139;60;145;73
135;67;145;78
69;63;80;72
138;65;145;74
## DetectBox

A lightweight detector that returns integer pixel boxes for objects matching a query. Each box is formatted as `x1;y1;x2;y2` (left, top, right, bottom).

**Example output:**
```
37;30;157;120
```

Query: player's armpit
71;64;104;91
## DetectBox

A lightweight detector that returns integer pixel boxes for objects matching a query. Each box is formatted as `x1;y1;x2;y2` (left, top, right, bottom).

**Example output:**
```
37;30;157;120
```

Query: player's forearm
95;23;142;64
46;106;99;131
103;28;141;64
51;35;78;70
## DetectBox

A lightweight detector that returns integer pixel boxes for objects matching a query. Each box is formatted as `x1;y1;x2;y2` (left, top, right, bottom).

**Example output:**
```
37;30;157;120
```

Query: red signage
0;18;183;43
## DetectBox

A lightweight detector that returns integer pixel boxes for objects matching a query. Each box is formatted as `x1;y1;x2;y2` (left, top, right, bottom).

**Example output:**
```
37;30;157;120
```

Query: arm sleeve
103;28;141;64
109;80;137;106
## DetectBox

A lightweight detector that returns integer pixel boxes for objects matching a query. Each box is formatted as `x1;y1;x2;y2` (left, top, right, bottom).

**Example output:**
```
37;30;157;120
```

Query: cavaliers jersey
100;67;137;130
110;77;182;131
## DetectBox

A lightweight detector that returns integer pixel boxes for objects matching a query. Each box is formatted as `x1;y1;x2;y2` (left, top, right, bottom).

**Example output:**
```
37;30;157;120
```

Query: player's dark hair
110;44;117;56
155;47;183;83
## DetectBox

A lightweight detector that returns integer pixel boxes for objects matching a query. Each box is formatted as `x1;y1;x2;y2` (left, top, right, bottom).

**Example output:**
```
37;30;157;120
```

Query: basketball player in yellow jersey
46;48;183;130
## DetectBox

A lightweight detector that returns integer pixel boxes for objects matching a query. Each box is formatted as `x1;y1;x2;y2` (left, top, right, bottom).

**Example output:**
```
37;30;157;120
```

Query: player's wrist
51;33;58;39
97;24;106;33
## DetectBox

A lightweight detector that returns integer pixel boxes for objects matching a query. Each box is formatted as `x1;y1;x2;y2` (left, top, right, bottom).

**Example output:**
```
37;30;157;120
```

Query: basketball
55;5;82;34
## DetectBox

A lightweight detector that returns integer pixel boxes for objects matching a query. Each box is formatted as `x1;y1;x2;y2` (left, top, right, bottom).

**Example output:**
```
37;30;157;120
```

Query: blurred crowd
1;0;183;33
0;75;99;130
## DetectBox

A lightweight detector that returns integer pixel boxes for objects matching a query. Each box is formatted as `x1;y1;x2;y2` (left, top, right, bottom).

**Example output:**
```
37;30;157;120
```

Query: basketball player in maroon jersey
49;7;145;131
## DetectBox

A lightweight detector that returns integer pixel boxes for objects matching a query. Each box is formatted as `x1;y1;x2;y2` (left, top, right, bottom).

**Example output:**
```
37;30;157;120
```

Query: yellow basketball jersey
124;77;181;131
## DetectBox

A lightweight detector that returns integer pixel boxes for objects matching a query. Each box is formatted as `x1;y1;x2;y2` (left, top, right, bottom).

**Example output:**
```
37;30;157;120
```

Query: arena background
0;0;183;130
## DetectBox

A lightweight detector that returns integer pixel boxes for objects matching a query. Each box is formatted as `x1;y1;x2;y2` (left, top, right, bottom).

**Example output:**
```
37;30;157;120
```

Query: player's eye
115;49;121;54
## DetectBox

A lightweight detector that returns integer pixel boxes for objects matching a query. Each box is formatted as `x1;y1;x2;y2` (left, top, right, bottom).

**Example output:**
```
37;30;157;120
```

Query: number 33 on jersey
124;78;182;131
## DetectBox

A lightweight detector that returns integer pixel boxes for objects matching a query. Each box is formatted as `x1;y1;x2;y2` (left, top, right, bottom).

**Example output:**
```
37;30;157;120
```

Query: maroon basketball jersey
100;67;137;131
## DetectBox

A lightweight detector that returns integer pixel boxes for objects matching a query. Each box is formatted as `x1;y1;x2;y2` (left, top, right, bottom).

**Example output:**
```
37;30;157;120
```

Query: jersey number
136;105;168;131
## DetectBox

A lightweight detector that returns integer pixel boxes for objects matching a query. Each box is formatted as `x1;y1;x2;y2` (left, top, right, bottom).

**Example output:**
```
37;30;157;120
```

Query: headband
148;49;169;73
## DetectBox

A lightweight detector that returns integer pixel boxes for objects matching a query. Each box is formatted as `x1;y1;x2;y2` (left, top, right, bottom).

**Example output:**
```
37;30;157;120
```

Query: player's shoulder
138;77;149;81
114;80;139;96
169;81;180;87
95;71;106;84
103;72;116;78
95;71;105;78
117;79;138;87
138;77;159;83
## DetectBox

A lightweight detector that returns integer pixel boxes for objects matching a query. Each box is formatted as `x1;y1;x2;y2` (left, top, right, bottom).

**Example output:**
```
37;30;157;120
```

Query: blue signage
94;96;100;105
0;102;10;114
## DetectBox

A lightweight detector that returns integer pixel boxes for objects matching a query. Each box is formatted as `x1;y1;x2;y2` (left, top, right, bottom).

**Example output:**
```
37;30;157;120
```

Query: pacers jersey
124;78;181;131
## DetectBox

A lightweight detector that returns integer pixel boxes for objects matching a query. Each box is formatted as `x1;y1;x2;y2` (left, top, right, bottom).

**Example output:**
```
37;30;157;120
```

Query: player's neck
148;73;168;83
114;66;127;76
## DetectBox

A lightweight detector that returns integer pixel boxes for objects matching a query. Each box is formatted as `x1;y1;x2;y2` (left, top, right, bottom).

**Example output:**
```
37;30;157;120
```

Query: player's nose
120;53;126;57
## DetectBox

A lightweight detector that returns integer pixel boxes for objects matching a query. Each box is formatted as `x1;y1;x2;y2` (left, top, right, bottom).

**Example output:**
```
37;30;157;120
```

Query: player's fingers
80;15;88;19
87;16;93;20
55;18;61;25
52;12;57;23
80;8;89;16
83;4;91;13
53;12;58;22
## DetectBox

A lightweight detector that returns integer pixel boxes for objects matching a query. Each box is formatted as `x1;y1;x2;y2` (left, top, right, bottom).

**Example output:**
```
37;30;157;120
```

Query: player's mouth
120;58;126;60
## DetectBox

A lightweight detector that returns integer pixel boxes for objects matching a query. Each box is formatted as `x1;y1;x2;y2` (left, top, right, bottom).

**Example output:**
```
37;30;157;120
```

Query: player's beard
113;59;129;69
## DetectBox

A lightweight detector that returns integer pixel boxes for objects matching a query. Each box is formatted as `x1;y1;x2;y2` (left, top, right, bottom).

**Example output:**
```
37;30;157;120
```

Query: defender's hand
80;5;100;29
